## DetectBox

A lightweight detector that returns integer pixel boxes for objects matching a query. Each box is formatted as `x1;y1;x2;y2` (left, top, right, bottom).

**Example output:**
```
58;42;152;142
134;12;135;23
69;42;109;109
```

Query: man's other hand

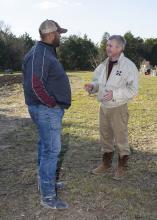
103;90;113;101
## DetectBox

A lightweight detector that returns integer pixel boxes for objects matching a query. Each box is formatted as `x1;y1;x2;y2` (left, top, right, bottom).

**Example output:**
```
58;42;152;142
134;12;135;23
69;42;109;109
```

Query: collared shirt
107;60;118;80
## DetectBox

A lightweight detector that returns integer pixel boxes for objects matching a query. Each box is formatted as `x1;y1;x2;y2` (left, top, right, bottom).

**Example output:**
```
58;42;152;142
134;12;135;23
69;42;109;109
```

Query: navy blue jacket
22;41;71;109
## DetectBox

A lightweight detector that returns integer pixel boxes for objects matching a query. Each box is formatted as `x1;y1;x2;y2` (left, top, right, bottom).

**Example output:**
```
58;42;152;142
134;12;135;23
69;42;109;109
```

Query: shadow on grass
0;113;157;220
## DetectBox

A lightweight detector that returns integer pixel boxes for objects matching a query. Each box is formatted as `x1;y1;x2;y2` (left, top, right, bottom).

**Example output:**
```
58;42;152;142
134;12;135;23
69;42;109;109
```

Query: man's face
50;31;61;47
106;40;122;58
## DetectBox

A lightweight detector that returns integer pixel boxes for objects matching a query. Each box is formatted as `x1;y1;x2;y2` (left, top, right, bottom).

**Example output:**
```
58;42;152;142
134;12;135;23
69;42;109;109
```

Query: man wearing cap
84;35;139;180
22;20;71;209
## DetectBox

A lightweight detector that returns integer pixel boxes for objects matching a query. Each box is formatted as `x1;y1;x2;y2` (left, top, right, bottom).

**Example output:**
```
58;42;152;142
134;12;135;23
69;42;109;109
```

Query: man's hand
103;90;113;101
84;83;94;93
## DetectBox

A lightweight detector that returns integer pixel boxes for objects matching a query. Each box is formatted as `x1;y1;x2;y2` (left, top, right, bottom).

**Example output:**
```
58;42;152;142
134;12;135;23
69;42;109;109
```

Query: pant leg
28;106;44;172
28;105;64;199
110;104;130;157
37;105;64;199
28;105;42;189
38;139;48;168
99;105;114;153
28;106;42;166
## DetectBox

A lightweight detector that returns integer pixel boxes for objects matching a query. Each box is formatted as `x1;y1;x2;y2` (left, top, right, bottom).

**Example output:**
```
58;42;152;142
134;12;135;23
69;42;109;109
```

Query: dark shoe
92;152;113;174
56;181;65;190
113;155;129;180
41;197;69;209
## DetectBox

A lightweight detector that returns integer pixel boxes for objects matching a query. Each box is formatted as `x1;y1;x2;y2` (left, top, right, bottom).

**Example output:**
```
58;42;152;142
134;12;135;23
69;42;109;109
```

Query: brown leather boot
92;152;113;175
113;155;129;180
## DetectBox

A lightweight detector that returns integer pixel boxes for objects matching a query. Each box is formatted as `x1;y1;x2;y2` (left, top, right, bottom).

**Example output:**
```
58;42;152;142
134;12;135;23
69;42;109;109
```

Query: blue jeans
28;104;64;199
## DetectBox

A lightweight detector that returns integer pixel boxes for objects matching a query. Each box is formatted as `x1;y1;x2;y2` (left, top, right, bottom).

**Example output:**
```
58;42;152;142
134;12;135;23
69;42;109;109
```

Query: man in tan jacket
85;35;139;179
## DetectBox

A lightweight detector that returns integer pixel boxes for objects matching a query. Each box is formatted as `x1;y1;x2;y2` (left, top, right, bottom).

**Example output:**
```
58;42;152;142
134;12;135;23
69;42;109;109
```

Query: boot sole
91;168;112;175
41;201;69;210
113;175;124;180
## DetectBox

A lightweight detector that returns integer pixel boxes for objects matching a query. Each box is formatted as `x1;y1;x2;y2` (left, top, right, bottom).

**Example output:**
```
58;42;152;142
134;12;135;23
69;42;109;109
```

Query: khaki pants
99;103;130;157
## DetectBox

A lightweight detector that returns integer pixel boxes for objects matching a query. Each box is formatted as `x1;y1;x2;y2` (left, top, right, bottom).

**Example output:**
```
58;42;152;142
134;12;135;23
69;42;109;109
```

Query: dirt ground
0;73;157;220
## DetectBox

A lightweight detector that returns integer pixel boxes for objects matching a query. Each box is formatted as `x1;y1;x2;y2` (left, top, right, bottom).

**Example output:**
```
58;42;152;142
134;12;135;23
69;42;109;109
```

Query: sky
0;0;157;44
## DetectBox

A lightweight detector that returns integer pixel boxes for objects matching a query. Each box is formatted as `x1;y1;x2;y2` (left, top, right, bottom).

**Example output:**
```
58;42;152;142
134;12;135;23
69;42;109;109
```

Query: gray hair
108;35;126;51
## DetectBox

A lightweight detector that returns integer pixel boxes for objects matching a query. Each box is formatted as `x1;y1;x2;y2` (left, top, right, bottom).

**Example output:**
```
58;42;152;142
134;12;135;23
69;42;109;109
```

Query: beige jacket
91;53;139;108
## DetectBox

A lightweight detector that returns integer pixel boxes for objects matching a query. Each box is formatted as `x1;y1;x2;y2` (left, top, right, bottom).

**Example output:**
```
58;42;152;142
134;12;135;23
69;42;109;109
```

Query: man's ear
51;33;56;42
118;46;123;53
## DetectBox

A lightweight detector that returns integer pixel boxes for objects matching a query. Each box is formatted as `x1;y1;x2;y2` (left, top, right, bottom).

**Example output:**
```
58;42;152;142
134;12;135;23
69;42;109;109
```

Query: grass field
0;72;157;220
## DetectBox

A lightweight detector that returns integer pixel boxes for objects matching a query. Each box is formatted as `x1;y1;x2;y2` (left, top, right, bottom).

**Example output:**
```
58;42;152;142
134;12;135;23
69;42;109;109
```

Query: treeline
0;22;35;71
98;32;157;69
1;21;157;71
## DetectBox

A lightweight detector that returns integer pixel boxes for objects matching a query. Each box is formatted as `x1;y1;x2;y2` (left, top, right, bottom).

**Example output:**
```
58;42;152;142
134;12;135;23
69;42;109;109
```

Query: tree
150;44;157;66
1;20;157;72
99;32;110;61
58;35;98;70
0;21;34;71
124;32;144;68
142;38;157;66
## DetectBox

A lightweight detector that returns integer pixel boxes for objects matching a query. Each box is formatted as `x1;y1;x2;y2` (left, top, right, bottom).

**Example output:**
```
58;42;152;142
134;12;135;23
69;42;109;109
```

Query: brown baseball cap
39;19;68;34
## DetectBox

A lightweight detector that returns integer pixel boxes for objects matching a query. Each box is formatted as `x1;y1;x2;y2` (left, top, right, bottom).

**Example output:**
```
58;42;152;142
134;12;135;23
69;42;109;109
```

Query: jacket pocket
98;83;106;101
109;72;127;89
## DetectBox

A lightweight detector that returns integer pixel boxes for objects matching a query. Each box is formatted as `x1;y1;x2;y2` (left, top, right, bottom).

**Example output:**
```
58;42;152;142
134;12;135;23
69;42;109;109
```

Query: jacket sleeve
91;64;103;93
32;48;56;107
113;64;139;102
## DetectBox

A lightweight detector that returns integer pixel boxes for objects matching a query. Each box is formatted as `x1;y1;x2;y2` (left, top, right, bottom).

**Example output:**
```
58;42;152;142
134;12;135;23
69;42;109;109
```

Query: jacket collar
105;52;124;65
117;52;124;63
37;41;57;56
